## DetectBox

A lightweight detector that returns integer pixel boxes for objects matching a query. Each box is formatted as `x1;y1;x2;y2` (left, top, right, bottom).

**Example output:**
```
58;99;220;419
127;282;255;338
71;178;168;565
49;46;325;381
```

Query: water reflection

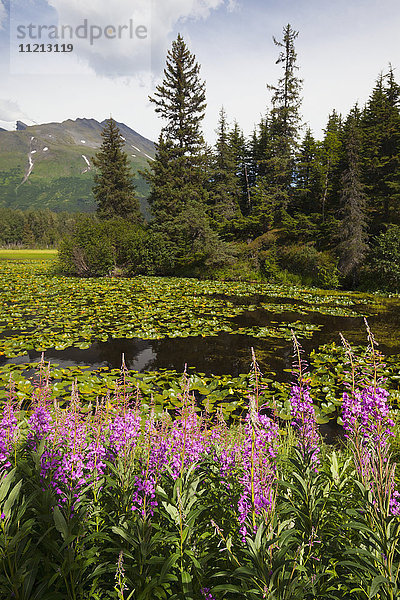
2;299;400;380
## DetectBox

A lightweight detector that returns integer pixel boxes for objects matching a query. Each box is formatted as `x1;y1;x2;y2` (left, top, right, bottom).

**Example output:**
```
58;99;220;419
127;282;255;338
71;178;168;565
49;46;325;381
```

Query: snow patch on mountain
81;154;91;173
27;155;33;176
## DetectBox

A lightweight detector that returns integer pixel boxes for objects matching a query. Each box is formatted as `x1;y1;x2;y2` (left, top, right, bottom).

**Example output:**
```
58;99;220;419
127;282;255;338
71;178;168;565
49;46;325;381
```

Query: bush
277;243;339;288
130;231;176;276
366;225;400;291
57;216;114;277
56;217;151;277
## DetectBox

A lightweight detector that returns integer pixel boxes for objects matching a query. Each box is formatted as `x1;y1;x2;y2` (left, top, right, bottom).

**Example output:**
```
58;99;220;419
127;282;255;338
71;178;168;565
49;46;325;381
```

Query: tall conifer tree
229;121;251;215
149;33;206;152
337;109;368;285
209;107;242;223
320;111;342;221
267;24;303;199
145;34;219;270
251;24;303;229
361;67;400;224
294;127;323;214
93;118;140;221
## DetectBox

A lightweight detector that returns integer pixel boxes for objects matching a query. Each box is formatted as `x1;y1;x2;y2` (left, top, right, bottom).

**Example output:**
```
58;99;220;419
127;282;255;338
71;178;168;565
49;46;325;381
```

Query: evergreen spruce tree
337;109;368;285
320;110;342;221
247;129;259;191
267;24;303;202
229;121;251;215
361;67;400;225
294;127;323;214
92;118;141;221
252;116;272;179
149;33;206;152
145;34;222;272
250;24;303;229
245;117;278;234
208;107;242;223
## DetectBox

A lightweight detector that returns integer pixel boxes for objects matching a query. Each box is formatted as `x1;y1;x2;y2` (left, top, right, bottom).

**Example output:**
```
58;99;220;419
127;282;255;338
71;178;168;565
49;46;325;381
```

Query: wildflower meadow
0;334;399;599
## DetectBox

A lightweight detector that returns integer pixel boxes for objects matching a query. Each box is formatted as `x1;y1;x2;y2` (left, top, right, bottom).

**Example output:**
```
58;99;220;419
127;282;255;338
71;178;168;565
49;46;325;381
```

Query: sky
0;0;399;144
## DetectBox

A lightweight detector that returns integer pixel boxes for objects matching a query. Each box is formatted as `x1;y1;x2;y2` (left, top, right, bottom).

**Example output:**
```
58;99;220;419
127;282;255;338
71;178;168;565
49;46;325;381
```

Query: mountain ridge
0;117;155;215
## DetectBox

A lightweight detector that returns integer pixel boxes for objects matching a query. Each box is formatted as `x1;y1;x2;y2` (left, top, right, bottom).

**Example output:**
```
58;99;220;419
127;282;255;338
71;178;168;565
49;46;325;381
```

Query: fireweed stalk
340;332;400;599
341;334;400;516
0;390;17;478
40;385;89;507
235;352;279;539
39;385;108;511
131;405;162;518
237;398;279;539
342;385;400;516
27;357;53;450
289;334;320;468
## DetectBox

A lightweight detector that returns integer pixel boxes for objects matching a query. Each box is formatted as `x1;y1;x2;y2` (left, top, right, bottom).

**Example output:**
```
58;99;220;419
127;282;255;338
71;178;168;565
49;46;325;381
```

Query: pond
1;260;400;379
1;259;400;420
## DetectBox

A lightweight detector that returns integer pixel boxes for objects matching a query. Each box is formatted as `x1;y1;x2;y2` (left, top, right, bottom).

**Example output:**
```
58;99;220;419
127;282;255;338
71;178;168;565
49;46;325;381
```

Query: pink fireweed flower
342;384;399;516
237;403;279;539
39;394;107;506
131;472;158;517
201;588;216;600
342;386;394;449
289;383;320;468
166;405;208;479
289;334;320;469
389;489;400;516
108;409;141;459
27;405;52;448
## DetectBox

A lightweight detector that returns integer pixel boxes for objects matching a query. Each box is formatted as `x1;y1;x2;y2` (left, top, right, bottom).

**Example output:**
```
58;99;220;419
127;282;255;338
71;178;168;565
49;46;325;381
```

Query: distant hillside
0;118;155;216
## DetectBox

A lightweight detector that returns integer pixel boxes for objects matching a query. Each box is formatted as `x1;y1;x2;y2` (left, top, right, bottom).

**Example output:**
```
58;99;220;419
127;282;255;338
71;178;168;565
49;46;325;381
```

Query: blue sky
0;0;399;142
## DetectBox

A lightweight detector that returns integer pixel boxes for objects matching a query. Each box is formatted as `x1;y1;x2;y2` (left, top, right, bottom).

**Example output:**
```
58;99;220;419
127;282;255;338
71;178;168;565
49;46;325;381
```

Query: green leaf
0;467;16;502
53;505;69;540
369;575;389;598
3;478;22;518
212;584;242;593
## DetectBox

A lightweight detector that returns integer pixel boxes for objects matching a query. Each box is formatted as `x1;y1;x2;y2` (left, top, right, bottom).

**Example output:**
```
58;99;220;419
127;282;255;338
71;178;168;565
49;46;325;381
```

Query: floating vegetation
1;342;399;422
236;321;323;340
0;261;392;360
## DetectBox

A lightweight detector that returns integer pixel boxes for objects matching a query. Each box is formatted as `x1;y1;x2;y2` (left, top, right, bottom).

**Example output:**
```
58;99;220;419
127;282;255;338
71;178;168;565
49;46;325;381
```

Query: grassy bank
0;249;58;261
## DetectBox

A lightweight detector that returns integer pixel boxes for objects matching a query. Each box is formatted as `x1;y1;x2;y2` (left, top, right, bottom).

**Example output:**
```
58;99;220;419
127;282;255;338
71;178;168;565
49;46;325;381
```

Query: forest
2;25;400;291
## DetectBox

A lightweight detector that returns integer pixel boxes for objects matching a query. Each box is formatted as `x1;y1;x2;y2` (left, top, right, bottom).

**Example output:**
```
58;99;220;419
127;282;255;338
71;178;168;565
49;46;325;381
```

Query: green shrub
55;217;179;277
365;225;400;291
57;216;114;277
277;244;339;288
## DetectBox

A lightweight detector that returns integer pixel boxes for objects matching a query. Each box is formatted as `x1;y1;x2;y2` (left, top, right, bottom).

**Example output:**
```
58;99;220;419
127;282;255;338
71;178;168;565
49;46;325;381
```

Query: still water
4;298;400;380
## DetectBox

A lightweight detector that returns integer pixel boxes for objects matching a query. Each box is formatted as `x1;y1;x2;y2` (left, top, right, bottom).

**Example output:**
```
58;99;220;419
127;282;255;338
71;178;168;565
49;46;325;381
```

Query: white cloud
0;98;28;121
226;0;239;12
41;0;229;77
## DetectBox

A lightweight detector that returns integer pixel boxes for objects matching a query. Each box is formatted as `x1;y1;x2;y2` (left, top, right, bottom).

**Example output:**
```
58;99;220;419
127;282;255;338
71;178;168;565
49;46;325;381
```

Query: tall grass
0;249;57;261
